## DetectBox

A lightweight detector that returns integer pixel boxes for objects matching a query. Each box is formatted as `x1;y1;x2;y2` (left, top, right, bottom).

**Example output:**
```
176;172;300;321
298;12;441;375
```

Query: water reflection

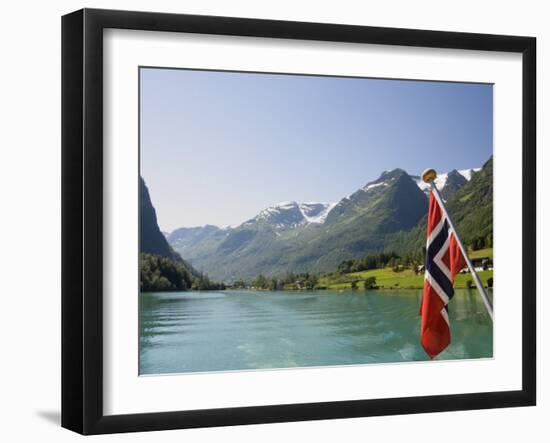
139;289;493;374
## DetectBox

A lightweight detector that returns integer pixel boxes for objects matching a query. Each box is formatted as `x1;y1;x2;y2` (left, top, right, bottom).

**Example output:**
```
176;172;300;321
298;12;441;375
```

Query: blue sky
140;68;492;232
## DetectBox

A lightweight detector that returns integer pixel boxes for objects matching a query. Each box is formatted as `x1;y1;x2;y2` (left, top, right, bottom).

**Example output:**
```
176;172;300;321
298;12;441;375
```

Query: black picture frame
62;8;536;435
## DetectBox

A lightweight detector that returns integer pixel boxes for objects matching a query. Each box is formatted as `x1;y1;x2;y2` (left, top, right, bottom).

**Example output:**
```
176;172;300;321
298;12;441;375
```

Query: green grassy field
468;247;493;259
319;247;493;290
319;265;493;290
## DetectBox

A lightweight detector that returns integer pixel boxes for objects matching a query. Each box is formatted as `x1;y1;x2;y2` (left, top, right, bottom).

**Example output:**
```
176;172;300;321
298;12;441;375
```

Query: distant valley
154;160;491;282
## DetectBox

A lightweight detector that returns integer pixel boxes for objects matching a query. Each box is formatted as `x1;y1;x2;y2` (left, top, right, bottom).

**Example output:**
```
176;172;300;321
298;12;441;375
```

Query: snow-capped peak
273;201;298;209
254;201;297;219
361;168;408;193
457;168;481;181
247;200;336;228
413;167;481;194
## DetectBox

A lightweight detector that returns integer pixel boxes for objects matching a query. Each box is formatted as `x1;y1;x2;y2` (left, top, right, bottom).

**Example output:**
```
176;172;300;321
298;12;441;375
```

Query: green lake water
139;289;493;375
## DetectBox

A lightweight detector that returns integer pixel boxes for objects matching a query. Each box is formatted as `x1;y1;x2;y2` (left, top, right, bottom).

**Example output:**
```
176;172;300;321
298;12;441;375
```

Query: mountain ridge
140;177;181;261
164;162;487;281
139;177;202;280
165;166;480;236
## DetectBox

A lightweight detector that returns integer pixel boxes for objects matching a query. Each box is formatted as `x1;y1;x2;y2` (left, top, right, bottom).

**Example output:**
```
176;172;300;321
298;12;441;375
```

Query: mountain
242;201;336;230
283;168;429;273
167;168;432;281
168;225;227;249
412;168;480;200
326;168;427;230
438;170;468;200
164;162;487;281
140;177;201;281
300;202;337;223
388;158;492;255
167;225;230;263
140;176;180;260
446;158;493;246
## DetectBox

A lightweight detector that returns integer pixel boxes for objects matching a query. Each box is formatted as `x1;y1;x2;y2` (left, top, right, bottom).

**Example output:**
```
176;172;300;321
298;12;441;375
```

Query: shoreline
141;286;493;295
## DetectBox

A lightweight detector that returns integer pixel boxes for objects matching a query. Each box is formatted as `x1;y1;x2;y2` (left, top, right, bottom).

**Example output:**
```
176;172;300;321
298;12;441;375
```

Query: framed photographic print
61;8;536;435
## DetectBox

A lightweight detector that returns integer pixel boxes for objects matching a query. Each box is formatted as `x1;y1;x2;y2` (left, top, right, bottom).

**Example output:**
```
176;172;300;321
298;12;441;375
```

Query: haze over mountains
147;160;491;281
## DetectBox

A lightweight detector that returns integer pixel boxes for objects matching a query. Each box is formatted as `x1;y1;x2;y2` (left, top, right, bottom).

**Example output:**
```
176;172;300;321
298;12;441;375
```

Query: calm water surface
139;289;492;375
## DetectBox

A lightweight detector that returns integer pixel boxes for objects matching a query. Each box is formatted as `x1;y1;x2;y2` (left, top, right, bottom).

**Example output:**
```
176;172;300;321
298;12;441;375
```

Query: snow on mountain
246;201;336;228
364;181;389;191
413;173;448;193
299;202;337;224
412;167;481;195
363;168;410;190
458;168;481;181
251;201;303;227
174;166;480;233
414;177;430;193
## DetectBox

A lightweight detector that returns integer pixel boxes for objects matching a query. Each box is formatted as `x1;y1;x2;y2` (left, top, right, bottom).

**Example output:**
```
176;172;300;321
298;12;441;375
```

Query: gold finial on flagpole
421;168;437;183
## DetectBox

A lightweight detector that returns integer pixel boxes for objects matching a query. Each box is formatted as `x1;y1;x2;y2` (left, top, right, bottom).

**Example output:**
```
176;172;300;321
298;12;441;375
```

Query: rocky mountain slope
140;177;200;278
163;161;488;281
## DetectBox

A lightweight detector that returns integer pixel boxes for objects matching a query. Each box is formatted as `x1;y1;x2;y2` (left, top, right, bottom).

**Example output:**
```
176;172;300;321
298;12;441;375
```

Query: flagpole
422;169;494;321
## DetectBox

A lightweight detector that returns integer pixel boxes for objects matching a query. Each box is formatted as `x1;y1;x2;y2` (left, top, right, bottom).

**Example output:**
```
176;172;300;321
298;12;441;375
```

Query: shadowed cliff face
386;157;493;256
440;169;468;200
139;177;180;261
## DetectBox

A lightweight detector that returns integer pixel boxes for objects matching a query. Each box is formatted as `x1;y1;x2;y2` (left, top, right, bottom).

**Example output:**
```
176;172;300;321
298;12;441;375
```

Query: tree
350;280;358;290
193;272;226;290
336;252;400;275
337;260;353;274
466;279;473;289
139;253;193;292
471;236;487;251
363;277;377;290
232;278;247;289
487;277;493;288
252;274;268;289
282;272;296;285
269;278;279;291
305;273;318;289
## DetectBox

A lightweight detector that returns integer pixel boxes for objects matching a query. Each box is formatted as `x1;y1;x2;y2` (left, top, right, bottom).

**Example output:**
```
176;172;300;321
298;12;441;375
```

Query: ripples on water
139;289;493;375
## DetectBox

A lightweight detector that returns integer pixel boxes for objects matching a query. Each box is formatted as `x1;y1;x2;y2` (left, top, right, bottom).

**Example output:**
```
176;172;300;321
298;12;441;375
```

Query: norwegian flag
420;191;467;359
